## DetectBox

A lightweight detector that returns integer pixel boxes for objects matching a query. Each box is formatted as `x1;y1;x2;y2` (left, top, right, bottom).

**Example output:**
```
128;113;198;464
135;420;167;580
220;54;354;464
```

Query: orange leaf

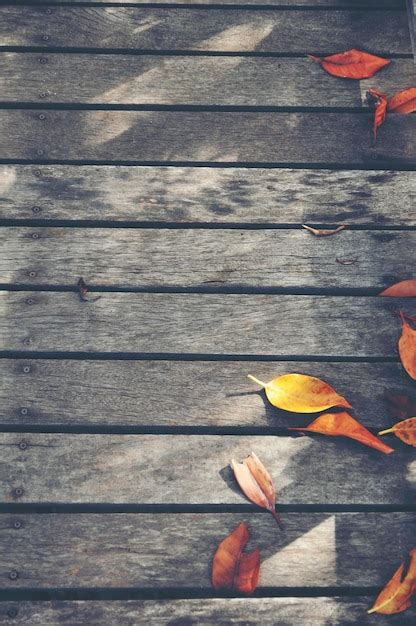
398;312;416;381
368;548;416;615
247;373;351;414
308;49;390;79
290;411;394;454
211;522;260;595
302;224;346;237
379;417;416;447
379;279;416;297
388;88;416;115
231;452;283;529
367;88;388;144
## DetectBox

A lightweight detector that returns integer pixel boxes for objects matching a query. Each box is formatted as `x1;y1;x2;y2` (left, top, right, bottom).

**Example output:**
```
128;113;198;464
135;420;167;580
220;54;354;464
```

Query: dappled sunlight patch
196;22;274;53
261;515;336;586
0;166;16;193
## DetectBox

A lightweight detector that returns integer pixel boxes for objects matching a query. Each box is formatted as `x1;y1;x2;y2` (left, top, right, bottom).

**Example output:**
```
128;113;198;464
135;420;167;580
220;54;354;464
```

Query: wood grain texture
1;598;414;626
1;165;413;225
4;360;415;430
0;292;412;356
0;433;413;505
0;512;414;588
0;110;415;165
0;8;410;53
2;227;415;290
0;360;414;428
1;54;413;107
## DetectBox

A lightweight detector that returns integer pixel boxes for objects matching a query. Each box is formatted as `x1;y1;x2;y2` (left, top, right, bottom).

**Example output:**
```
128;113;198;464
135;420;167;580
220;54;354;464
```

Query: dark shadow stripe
0;587;382;602
0;160;414;171
0;424;394;435
0;103;369;113
1;220;416;230
0;284;397;296
0;352;400;362
0;47;411;58
0;503;414;513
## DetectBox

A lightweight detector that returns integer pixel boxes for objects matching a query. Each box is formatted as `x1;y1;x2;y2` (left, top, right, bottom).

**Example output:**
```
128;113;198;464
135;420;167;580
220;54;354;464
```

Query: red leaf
290;411;394;454
211;522;260;595
367;88;388;144
398;312;416;381
388;88;416;114
308;49;390;79
380;279;416;297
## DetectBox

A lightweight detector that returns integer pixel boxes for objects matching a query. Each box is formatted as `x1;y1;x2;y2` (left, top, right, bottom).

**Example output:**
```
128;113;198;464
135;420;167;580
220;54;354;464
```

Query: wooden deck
0;1;415;624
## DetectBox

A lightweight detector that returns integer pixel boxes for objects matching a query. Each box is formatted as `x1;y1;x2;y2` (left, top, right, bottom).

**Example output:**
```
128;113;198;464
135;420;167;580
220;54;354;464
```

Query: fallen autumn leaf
388;87;416;115
368;548;416;614
231;452;283;529
211;522;260;595
398;312;416;381
308;49;390;79
290;411;394;454
379;279;416;297
247;373;351;413
302;224;346;237
379;417;416;447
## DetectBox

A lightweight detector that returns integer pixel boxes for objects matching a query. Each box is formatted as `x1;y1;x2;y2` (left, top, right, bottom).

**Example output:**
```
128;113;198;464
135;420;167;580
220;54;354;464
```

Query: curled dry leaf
302;224;346;237
77;277;101;303
308;49;390;79
368;548;416;615
290;411;394;454
388;88;416;115
367;88;388;144
379;279;416;297
247;373;351;414
398;312;416;380
231;452;283;529
211;522;260;595
379;417;416;447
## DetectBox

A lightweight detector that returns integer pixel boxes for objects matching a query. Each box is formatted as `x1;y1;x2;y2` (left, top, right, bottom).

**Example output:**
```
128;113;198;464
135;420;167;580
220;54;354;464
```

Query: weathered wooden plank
2;598;414;626
2;227;415;290
0;8;410;53
407;0;416;57
0;110;415;165
0;292;412;355
1;54;413;107
0;433;413;505
1;165;413;225
1;360;413;428
0;513;414;588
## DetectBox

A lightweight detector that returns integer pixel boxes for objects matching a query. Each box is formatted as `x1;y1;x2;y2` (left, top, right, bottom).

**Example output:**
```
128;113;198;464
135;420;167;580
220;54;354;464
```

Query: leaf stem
378;428;393;436
247;375;266;388
271;509;284;530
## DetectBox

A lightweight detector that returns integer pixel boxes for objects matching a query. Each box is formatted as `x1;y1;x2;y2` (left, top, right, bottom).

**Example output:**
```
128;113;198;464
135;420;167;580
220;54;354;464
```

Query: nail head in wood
13;488;23;499
8;571;19;581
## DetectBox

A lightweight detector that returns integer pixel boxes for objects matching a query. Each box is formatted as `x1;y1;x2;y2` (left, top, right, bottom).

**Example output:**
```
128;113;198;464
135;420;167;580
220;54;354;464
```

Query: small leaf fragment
248;373;351;414
302;224;346;237
231;452;283;529
379;279;416;297
367;88;388;144
212;522;260;595
398;312;416;381
290;411;394;454
308;49;390;79
379;417;416;447
388;88;416;115
368;548;416;615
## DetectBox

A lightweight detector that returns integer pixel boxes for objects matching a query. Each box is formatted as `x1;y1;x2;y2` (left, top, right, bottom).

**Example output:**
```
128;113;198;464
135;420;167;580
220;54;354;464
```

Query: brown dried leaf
302;224;346;237
398;312;416;380
211;522;260;595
